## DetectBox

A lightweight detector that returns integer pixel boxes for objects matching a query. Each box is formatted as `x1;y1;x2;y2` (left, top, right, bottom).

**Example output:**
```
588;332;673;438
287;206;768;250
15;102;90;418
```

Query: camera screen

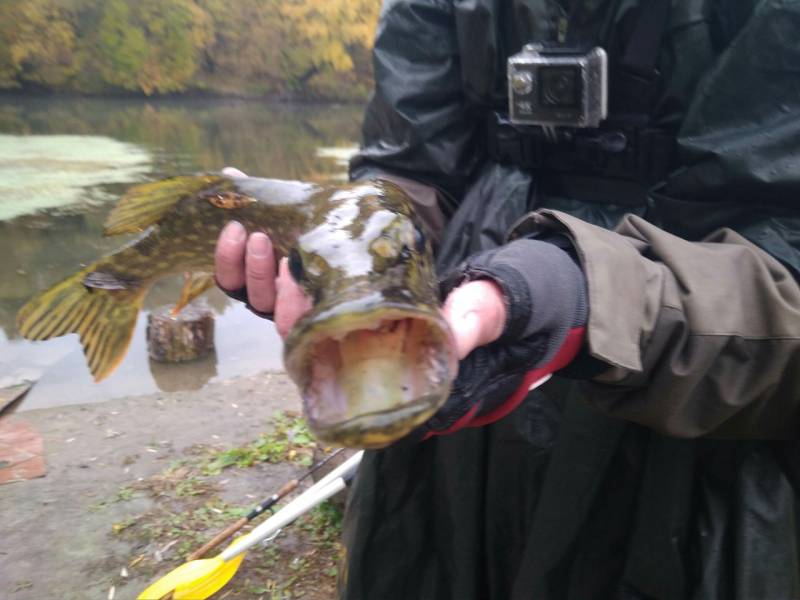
538;66;582;109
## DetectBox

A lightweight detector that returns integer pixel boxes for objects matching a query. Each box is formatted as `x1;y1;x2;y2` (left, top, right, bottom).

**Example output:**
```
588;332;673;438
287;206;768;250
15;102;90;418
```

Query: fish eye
397;228;426;262
288;248;306;282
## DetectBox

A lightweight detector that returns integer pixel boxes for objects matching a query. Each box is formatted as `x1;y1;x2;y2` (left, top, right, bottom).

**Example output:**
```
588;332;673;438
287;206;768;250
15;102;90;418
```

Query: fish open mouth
284;307;457;449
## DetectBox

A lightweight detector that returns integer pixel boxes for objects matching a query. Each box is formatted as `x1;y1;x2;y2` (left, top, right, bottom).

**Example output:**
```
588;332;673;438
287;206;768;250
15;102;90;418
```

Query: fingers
442;279;507;360
245;233;277;314
215;222;278;314
215;221;311;333
275;258;313;339
215;221;247;291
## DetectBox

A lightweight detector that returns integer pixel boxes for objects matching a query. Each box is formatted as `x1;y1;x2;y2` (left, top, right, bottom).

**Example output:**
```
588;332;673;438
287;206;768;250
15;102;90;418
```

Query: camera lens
538;66;581;109
510;70;534;95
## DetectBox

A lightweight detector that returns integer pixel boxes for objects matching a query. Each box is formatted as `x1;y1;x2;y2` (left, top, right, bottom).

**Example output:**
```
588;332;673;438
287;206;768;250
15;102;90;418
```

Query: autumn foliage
0;0;380;100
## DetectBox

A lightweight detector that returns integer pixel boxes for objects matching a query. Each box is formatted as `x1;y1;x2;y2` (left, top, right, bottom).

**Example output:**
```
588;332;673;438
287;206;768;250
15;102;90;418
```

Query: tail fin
17;268;147;381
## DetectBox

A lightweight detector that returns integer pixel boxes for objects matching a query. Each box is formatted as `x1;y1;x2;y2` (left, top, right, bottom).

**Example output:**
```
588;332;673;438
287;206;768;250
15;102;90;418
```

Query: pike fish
17;175;457;448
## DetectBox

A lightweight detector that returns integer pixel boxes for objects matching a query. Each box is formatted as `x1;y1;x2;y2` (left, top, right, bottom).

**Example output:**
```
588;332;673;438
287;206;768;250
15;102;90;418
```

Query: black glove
216;279;274;320
416;236;589;439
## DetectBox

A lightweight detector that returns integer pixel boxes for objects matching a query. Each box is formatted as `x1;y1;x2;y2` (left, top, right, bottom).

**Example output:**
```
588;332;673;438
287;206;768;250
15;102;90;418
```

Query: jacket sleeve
348;0;481;207
511;210;800;439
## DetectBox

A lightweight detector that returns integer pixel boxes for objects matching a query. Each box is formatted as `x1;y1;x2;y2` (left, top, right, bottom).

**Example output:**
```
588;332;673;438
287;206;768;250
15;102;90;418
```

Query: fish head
283;181;458;448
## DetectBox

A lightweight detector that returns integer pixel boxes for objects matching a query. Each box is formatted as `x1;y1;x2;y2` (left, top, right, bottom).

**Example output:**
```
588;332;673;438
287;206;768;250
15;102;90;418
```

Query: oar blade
138;554;244;600
174;553;244;599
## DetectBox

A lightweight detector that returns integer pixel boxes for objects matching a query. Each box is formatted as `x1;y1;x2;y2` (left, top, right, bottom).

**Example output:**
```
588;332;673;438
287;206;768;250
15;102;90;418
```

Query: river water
0;96;364;410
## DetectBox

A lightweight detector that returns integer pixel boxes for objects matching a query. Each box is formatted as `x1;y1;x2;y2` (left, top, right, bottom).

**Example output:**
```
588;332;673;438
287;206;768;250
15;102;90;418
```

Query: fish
16;175;457;448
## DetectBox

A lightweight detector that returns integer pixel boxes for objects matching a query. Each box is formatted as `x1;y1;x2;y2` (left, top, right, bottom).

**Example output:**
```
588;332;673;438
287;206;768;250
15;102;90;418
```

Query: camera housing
508;44;608;129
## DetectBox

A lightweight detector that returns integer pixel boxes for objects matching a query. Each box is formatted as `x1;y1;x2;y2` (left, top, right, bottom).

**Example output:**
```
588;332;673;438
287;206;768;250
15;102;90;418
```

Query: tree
0;0;380;100
196;0;286;94
93;0;212;95
93;0;147;91
278;0;379;94
0;0;78;88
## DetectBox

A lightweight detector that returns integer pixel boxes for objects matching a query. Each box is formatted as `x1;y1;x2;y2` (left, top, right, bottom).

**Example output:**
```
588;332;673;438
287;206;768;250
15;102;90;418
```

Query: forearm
514;210;800;439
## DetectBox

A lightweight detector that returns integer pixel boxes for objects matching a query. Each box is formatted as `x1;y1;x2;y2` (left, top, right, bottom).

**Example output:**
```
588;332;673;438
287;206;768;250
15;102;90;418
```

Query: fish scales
17;174;457;448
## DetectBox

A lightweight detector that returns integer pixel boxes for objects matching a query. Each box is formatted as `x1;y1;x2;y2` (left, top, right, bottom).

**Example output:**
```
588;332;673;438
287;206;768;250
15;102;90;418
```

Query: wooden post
146;303;215;363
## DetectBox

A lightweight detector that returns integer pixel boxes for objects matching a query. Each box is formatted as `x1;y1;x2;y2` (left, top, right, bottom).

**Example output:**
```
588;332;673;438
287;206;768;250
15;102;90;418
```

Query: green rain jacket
342;1;800;598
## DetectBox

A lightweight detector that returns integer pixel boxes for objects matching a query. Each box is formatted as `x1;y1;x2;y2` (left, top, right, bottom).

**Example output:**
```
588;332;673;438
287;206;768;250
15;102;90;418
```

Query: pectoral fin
172;272;215;315
84;271;141;291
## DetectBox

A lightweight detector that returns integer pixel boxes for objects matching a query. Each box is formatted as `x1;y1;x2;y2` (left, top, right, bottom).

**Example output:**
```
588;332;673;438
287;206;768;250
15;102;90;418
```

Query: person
216;1;800;598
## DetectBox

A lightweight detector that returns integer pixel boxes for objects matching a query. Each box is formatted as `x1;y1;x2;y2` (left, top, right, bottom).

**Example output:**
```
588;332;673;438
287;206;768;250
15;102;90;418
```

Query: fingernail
223;221;246;242
277;257;289;279
248;233;271;258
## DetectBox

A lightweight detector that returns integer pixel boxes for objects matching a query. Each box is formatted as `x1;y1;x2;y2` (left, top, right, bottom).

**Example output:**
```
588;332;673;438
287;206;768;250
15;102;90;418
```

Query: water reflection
0;96;364;409
0;96;363;180
149;352;219;393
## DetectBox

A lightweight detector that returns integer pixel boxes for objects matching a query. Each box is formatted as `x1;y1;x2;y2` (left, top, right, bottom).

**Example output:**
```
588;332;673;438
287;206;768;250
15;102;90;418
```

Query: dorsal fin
104;175;230;236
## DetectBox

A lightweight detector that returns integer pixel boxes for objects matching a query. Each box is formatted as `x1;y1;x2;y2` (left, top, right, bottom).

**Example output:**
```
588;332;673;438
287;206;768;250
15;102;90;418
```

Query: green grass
203;411;317;475
300;500;344;549
106;411;342;599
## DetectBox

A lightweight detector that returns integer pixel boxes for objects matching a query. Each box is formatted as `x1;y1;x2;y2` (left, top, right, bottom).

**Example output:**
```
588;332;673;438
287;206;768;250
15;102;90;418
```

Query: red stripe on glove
422;326;586;440
421;402;482;441
467;326;585;428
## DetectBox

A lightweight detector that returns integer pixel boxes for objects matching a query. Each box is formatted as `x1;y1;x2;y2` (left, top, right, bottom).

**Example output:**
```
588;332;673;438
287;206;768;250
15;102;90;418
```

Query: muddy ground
0;371;344;600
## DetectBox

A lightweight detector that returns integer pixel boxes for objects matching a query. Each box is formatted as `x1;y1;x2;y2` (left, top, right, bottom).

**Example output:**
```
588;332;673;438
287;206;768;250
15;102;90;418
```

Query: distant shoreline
0;89;367;107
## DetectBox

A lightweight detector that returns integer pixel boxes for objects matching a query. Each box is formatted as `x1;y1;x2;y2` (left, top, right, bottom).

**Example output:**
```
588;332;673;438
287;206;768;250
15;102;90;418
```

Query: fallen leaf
129;555;145;568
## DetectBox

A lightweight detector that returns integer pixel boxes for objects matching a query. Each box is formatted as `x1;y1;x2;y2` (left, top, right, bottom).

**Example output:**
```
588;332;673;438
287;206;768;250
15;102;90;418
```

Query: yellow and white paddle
138;450;363;600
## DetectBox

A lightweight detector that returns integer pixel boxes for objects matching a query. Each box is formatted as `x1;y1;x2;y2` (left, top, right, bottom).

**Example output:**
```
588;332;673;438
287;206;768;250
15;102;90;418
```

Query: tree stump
146;303;215;363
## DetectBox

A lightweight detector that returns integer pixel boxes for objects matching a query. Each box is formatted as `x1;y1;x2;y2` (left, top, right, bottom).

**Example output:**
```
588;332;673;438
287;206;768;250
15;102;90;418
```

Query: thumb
442;279;507;360
274;257;313;339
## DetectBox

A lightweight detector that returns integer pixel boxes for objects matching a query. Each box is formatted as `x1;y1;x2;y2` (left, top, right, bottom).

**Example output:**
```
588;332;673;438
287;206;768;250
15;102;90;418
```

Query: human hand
214;168;312;338
414;238;588;438
216;218;506;348
442;279;507;360
215;222;313;338
214;170;585;440
215;167;508;347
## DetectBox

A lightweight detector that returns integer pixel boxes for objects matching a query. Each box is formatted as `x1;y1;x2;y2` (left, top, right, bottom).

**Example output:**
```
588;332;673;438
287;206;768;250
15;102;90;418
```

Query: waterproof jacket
342;1;800;598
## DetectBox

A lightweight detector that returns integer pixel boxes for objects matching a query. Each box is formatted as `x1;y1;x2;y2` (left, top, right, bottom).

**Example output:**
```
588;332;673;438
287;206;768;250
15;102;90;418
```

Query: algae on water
0;134;152;221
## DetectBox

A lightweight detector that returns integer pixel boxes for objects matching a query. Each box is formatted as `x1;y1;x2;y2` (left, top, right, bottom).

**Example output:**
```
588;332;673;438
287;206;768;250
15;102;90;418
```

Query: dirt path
0;371;341;600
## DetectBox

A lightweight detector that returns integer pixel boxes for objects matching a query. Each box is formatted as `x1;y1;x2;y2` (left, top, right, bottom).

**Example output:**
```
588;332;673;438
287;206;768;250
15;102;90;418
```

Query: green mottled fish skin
93;176;439;303
17;174;454;447
90;177;317;289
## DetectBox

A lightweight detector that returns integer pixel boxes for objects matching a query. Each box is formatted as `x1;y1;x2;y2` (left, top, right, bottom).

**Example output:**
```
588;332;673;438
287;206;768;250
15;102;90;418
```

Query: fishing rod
138;450;364;600
186;447;346;561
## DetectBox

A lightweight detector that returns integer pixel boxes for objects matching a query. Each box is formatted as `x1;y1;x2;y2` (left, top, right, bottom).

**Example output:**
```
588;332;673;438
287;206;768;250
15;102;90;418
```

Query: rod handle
186;517;247;561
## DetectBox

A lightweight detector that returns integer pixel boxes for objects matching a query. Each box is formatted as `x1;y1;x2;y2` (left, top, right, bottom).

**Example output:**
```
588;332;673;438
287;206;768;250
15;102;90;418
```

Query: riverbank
0;0;378;101
0;371;342;600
